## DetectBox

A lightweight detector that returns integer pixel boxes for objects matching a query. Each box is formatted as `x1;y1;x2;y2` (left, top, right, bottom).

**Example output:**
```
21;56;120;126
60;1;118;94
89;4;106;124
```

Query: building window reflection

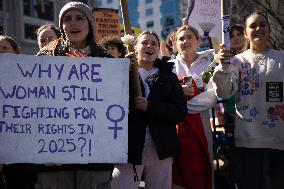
0;17;4;35
0;0;3;11
146;21;154;28
24;23;38;40
23;0;55;21
146;8;153;16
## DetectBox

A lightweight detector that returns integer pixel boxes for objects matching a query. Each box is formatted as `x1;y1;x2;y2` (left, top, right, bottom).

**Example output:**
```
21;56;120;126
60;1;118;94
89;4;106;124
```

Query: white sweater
212;49;284;150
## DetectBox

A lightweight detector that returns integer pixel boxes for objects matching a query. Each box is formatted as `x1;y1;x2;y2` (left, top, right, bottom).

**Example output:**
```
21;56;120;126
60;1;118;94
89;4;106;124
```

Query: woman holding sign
111;31;187;189
36;2;114;189
212;12;284;189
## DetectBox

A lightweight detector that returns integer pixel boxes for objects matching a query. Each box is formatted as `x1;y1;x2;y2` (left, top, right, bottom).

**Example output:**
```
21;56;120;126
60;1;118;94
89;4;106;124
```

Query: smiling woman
212;12;284;189
61;9;90;49
171;25;216;189
111;31;187;189
37;2;109;58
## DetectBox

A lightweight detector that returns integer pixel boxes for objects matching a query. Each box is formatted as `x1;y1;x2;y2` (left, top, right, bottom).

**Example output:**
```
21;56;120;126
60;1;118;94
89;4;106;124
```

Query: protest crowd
0;1;283;189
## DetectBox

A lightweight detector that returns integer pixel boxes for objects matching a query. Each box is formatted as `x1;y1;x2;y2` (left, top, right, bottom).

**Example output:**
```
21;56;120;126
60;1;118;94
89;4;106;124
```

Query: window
146;8;153;16
0;17;4;35
164;16;174;27
24;23;39;40
160;2;176;13
107;0;113;4
128;0;138;9
145;0;152;4
146;21;154;28
129;11;139;28
0;0;3;11
23;0;55;21
96;0;102;7
161;28;170;39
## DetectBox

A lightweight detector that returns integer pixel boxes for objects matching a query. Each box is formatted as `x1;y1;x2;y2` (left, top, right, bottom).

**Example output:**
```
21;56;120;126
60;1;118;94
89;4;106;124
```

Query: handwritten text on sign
93;8;120;41
0;54;129;164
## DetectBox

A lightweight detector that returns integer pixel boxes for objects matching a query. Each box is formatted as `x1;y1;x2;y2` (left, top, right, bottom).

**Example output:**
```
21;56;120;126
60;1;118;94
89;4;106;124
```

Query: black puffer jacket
128;58;187;164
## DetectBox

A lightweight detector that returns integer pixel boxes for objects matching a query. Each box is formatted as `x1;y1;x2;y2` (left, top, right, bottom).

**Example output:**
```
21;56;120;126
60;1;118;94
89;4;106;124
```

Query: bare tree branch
251;0;284;30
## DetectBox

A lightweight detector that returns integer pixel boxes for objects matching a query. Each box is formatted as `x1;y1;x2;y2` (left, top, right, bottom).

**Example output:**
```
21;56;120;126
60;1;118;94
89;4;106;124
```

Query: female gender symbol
106;104;125;139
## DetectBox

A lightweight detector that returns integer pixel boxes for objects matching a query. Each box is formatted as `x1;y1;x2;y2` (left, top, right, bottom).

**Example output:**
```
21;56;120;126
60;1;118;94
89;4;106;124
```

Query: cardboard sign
93;8;121;42
0;54;129;164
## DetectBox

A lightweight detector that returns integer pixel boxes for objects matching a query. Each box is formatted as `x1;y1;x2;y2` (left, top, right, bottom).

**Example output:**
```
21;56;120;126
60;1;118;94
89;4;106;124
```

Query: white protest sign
0;54;129;164
188;0;222;40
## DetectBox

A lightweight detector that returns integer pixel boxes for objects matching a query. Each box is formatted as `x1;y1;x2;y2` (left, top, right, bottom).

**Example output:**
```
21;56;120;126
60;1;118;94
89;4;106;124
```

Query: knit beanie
59;1;95;38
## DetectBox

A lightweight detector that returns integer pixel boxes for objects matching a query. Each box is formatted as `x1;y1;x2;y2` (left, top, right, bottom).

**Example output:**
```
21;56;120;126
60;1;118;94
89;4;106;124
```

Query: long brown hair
243;12;270;50
135;30;160;46
176;25;200;41
229;25;246;54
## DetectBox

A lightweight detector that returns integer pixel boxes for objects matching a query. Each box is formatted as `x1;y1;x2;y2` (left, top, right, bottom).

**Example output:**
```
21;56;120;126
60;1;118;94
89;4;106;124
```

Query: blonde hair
176;25;200;40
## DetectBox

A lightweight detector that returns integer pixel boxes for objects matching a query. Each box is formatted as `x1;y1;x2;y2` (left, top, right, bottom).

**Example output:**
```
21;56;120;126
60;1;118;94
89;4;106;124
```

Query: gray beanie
59;1;95;37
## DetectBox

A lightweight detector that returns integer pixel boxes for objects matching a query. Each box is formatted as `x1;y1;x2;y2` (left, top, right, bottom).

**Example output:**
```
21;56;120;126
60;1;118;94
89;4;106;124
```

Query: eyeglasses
243;12;268;22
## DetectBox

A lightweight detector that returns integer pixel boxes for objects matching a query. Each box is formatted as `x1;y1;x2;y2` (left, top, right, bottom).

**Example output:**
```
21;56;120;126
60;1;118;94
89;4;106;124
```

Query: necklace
250;49;269;63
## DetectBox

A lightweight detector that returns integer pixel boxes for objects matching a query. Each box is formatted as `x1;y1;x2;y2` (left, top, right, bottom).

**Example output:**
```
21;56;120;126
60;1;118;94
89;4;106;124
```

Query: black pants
236;148;284;189
2;164;37;189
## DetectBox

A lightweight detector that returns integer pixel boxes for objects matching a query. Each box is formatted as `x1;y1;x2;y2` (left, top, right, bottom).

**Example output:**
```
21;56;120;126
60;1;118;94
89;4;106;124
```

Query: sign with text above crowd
92;8;121;42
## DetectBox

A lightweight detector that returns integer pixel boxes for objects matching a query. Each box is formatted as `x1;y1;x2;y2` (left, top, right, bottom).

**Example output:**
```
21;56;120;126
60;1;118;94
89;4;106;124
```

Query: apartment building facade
0;0;97;54
0;0;187;54
97;0;187;39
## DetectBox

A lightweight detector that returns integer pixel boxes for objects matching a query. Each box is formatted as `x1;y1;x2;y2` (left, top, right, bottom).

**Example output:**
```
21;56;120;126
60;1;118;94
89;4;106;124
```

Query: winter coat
171;50;216;189
128;58;187;165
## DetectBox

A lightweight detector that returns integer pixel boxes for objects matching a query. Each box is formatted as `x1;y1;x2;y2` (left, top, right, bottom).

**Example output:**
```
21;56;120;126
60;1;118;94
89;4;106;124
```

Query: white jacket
170;49;217;164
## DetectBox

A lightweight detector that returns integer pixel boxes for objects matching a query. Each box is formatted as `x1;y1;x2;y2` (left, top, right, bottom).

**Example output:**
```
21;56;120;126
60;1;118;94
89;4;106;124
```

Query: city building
0;0;186;54
2;1;282;54
0;0;97;54
96;0;187;39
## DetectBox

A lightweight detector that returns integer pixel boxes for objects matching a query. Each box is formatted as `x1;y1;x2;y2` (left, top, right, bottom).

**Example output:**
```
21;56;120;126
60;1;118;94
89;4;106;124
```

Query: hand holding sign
65;50;88;57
